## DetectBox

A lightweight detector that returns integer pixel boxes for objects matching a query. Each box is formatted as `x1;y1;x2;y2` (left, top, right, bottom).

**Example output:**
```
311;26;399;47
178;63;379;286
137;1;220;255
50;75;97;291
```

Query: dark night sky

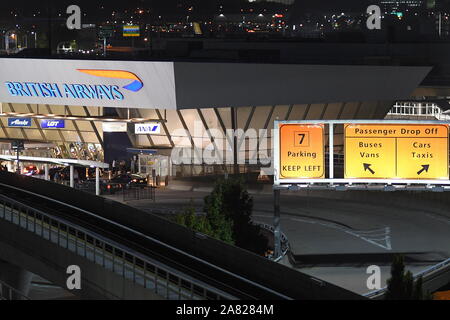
0;1;379;11
1;1;449;19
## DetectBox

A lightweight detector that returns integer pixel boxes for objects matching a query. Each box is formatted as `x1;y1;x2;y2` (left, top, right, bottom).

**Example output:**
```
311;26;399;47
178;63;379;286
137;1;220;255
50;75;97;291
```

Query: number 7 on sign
294;131;310;147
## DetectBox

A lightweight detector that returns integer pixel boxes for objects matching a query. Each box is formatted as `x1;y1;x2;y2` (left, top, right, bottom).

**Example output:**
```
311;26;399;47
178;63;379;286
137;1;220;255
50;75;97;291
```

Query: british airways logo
8;118;31;127
41;119;65;129
135;123;161;134
77;69;144;92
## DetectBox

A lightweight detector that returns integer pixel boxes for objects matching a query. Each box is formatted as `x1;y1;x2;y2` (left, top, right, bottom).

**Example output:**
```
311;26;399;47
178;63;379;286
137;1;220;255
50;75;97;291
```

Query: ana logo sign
41;119;65;129
135;123;161;134
8;118;31;127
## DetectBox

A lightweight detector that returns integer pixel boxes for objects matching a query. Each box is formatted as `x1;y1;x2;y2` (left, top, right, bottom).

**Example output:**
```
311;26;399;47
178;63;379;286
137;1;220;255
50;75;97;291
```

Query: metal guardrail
0;279;30;300
0;193;235;300
388;103;443;119
122;186;156;202
363;257;450;299
75;182;156;201
253;222;289;262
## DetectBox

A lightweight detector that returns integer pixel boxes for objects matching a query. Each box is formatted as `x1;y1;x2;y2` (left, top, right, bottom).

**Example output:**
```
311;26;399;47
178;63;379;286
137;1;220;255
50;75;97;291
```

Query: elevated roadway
127;184;450;296
0;172;362;300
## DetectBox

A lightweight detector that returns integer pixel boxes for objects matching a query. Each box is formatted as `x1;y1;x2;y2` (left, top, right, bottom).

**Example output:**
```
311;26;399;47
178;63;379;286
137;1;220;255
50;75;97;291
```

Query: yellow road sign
345;137;396;178
279;123;325;179
345;124;449;179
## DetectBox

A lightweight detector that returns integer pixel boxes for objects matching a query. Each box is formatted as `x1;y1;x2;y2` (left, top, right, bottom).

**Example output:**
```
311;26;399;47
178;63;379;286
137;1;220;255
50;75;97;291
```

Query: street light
31;31;37;48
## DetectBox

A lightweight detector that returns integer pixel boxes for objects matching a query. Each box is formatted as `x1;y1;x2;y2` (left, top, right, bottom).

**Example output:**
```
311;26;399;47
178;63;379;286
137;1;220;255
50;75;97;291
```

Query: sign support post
273;188;281;260
70;165;74;188
96;167;100;196
272;119;450;262
329;123;334;180
44;164;49;181
16;149;19;174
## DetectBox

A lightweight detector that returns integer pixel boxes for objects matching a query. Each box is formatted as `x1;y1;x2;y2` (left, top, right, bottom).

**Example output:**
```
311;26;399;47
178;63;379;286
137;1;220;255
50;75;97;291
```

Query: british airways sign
0;59;177;110
8;118;32;127
41;119;65;129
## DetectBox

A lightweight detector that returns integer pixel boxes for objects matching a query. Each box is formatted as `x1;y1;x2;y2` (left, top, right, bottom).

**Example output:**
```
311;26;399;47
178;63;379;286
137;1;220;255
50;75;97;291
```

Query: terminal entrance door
138;154;170;186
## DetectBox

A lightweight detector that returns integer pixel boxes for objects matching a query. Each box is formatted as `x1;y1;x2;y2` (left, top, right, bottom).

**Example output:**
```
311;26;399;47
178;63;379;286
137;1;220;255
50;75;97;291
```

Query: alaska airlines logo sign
4;69;143;101
8;118;31;127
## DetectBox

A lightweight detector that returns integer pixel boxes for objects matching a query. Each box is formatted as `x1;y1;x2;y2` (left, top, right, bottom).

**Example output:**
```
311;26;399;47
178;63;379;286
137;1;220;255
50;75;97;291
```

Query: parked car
110;173;148;188
58;166;97;181
22;165;40;176
77;179;122;195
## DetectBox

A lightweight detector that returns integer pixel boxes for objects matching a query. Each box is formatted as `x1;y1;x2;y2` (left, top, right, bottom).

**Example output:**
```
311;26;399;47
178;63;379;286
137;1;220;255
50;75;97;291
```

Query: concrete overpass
0;172;363;300
124;181;450;298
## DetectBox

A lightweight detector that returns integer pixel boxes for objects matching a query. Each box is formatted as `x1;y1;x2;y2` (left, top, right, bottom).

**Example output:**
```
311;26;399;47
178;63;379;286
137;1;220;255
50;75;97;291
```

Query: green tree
204;178;267;254
386;255;407;300
174;178;268;254
404;271;414;300
203;181;235;244
413;276;424;300
174;206;213;238
385;255;428;300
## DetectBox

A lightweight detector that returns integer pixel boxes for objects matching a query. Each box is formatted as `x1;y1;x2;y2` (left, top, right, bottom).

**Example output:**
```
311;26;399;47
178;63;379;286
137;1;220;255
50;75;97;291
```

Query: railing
75;182;156;202
0;279;30;300
122;186;156;202
363;257;450;299
0;193;235;300
388;103;450;120
253;222;290;262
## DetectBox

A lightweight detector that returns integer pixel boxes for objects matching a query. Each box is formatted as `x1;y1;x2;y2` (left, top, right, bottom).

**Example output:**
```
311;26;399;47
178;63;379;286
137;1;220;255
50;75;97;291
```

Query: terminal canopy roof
0;154;109;169
0;58;431;110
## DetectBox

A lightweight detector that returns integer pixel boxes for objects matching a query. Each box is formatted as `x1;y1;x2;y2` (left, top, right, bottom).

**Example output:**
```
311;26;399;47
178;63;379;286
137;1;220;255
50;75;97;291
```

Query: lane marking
253;214;392;251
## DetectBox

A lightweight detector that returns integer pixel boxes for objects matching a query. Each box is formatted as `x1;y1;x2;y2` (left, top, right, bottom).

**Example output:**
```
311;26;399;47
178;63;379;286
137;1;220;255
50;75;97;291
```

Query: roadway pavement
28;275;77;300
106;186;450;295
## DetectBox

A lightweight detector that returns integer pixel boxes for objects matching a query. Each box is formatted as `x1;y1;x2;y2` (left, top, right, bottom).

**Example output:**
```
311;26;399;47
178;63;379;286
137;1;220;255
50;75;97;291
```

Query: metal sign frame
274;119;450;187
272;119;450;260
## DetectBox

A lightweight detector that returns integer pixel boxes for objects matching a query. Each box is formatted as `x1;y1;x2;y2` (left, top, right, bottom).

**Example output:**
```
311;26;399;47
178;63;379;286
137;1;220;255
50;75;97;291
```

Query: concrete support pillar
0;260;32;300
137;154;141;174
95;167;100;196
273;189;281;260
329;124;334;180
44;164;49;181
70;165;74;188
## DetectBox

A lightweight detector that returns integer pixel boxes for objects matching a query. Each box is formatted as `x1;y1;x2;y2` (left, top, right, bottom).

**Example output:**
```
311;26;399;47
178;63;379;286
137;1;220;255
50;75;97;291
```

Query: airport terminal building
3;1;450;302
0;57;432;177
